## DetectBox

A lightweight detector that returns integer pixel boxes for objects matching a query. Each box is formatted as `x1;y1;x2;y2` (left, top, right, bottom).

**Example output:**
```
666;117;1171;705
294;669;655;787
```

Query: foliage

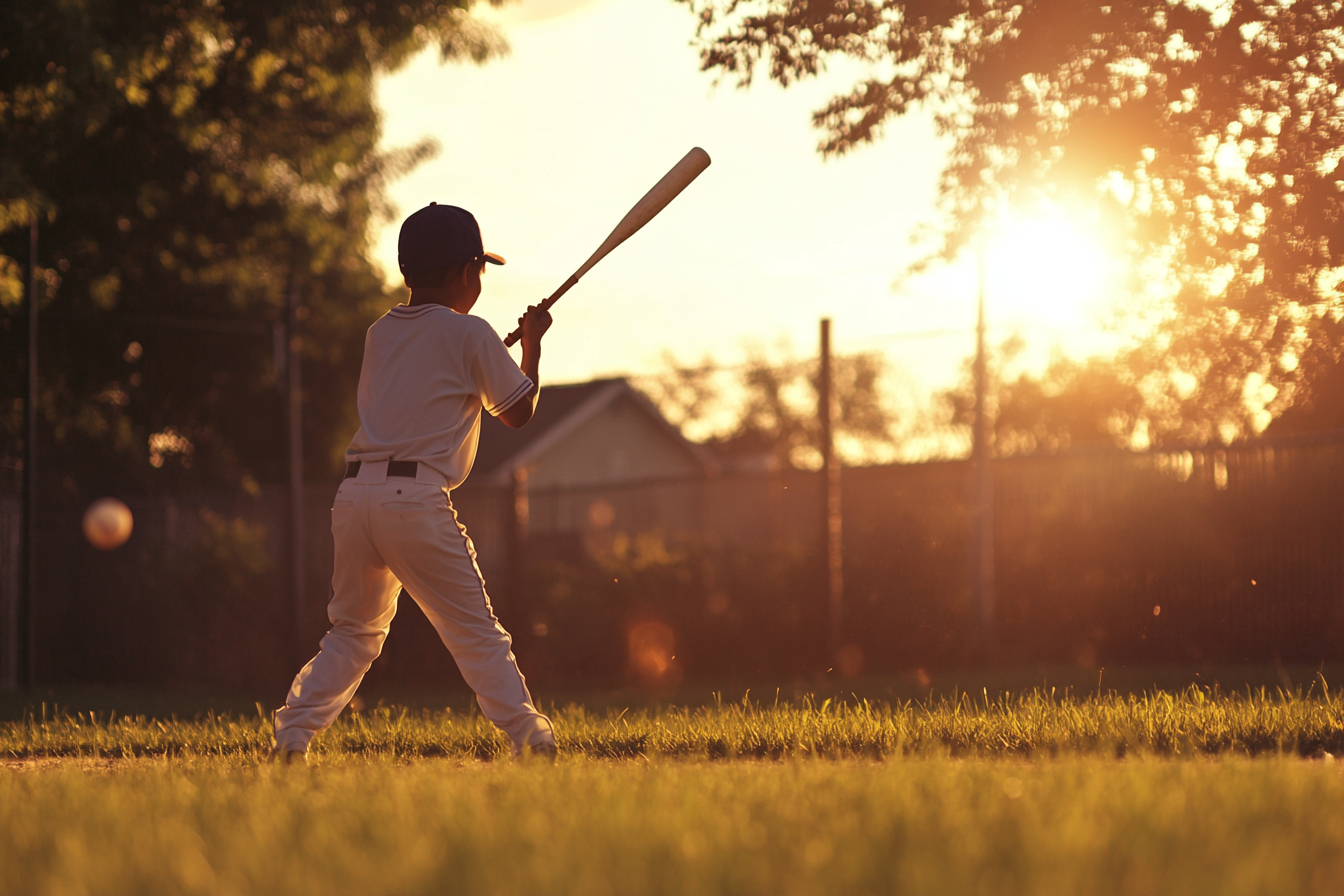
642;348;909;468
505;532;826;685
1264;315;1344;435
678;0;1344;440
151;509;282;686
940;337;1179;452
942;321;1344;453
941;336;1124;454
0;0;504;493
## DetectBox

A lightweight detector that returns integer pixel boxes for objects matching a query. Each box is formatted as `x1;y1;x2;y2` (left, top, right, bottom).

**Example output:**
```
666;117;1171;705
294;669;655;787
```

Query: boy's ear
458;259;484;284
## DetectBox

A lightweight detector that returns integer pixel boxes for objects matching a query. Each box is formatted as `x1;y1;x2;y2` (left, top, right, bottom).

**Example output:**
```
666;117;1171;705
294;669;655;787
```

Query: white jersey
345;303;532;488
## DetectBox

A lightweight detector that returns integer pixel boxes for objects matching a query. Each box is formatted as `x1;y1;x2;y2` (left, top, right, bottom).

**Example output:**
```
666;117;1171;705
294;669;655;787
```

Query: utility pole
286;280;306;655
13;216;38;688
971;246;996;646
819;318;844;657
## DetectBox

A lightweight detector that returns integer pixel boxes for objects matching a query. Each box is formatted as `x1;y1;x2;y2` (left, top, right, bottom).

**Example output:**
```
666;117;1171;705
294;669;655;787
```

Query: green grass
5;688;1344;895
4;755;1344;895
6;685;1344;761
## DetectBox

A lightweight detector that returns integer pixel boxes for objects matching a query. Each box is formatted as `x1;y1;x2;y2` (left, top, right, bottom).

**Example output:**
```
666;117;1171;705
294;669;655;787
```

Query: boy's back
349;304;532;489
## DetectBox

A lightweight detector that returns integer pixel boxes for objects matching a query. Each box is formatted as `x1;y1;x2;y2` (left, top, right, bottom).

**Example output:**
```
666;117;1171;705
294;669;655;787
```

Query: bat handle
502;274;578;347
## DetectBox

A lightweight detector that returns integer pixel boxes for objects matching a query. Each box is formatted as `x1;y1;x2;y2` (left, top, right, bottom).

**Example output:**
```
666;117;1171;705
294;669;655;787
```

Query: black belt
345;460;419;479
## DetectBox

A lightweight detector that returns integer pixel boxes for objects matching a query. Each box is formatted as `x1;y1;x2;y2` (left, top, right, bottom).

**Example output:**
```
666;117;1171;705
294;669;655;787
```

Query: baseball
83;498;134;551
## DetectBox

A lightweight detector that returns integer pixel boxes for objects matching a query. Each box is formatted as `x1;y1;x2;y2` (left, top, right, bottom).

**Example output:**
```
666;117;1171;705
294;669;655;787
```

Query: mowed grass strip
5;687;1344;760
3;756;1343;896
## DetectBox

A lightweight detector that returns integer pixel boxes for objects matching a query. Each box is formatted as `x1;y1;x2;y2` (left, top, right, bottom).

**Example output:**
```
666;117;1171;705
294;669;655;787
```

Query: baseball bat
503;146;712;347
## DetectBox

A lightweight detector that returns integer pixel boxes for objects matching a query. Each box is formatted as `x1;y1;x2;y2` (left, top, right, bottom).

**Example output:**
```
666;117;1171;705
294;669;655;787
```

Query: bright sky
372;0;1130;397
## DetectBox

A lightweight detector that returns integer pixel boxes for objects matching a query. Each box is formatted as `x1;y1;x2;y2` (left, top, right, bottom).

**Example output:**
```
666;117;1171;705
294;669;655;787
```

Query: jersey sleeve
470;323;534;416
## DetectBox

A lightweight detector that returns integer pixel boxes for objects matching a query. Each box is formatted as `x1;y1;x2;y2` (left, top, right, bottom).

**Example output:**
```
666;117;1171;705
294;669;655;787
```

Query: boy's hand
518;304;552;347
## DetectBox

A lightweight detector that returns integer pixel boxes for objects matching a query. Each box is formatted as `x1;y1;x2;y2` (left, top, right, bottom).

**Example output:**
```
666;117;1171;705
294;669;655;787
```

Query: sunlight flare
982;209;1119;333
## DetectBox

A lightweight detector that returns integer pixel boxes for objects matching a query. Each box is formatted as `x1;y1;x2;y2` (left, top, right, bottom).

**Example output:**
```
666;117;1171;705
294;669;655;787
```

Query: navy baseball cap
397;203;505;275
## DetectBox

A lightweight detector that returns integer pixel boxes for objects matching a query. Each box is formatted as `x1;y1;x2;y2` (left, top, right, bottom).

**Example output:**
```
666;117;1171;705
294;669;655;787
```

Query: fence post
972;246;996;648
819;318;844;657
287;280;306;656
15;214;39;688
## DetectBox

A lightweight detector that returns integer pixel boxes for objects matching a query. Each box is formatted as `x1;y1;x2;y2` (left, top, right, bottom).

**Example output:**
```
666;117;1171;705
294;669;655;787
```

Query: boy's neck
408;287;473;313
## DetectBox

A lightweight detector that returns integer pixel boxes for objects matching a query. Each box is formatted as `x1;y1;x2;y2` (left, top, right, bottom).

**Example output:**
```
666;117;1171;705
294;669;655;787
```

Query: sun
981;208;1118;333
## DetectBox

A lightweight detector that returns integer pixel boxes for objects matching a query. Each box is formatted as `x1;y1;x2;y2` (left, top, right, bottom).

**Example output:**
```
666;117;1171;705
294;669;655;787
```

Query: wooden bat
503;146;712;347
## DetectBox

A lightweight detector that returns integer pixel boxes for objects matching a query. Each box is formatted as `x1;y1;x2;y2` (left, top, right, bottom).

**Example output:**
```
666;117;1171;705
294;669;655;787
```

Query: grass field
5;686;1344;895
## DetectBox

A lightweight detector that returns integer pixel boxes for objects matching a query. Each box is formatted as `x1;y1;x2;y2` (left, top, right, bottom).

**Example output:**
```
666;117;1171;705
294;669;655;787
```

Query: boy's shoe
520;741;558;762
267;744;309;766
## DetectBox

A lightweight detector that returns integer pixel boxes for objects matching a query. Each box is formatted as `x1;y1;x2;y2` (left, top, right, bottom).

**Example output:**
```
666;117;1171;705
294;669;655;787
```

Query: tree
679;0;1344;441
0;0;503;494
941;338;1144;455
1263;315;1344;435
941;333;1284;454
642;348;910;469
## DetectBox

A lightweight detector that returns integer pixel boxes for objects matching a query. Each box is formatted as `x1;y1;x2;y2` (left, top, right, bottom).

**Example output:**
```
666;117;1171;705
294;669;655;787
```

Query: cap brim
483;252;506;265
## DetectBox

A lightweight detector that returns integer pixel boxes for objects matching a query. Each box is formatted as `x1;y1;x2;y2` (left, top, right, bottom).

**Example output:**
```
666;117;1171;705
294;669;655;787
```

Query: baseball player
272;203;556;762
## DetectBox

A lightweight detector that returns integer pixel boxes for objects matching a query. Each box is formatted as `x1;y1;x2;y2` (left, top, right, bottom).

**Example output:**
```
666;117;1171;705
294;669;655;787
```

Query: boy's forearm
520;342;541;409
500;304;549;428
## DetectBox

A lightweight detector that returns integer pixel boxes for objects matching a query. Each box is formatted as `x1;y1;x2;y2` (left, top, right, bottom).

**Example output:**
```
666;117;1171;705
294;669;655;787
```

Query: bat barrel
502;147;711;348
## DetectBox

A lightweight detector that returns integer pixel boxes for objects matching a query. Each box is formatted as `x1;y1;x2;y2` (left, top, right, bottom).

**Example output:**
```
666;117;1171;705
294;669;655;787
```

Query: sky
372;0;1131;398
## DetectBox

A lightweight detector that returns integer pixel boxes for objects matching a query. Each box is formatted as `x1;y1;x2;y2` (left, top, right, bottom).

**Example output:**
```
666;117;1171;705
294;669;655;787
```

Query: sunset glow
368;0;1142;400
982;210;1119;335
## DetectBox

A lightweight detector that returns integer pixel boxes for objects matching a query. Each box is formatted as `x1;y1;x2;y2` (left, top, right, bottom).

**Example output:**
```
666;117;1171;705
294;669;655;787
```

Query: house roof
470;377;714;486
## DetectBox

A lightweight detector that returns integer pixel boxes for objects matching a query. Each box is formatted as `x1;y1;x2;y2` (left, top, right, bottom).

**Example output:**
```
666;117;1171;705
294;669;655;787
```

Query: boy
272;203;556;761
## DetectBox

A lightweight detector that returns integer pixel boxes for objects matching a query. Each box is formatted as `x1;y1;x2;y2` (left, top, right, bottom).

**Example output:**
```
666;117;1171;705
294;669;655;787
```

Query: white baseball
83;497;134;550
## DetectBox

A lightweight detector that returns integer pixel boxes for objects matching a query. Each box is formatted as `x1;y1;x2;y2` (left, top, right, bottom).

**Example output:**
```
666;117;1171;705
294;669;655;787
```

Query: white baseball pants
274;460;553;754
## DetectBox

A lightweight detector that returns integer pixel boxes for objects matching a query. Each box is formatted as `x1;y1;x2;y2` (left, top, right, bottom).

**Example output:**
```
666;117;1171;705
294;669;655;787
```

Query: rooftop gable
470;378;714;487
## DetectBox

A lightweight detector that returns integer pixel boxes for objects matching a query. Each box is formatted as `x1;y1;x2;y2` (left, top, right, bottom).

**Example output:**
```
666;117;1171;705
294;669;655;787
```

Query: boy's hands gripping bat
503;147;712;347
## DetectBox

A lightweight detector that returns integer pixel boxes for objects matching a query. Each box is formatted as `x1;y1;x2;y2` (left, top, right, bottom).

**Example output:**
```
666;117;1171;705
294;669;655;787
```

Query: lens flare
627;619;679;686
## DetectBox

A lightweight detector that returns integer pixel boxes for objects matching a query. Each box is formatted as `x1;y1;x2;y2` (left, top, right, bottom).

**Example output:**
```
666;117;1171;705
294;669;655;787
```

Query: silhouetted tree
942;334;1284;453
0;0;504;494
679;0;1344;439
1264;316;1344;436
942;337;1137;455
644;349;906;468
